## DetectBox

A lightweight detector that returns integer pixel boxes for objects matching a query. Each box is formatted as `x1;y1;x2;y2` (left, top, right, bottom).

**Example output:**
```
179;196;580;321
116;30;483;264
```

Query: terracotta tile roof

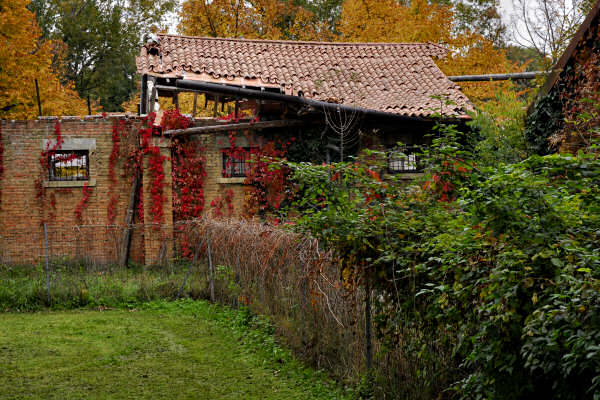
137;34;473;118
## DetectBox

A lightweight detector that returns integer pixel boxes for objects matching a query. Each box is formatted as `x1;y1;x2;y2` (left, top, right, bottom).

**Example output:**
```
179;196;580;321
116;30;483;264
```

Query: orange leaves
0;0;89;120
338;0;453;43
337;0;523;104
179;0;333;41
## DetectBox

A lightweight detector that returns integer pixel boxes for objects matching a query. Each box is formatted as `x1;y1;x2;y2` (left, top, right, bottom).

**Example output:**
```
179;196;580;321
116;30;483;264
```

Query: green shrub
287;128;600;399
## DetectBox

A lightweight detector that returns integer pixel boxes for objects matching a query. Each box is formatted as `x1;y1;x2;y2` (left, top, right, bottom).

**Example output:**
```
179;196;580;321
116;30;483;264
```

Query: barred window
222;148;252;178
388;147;421;173
49;151;89;181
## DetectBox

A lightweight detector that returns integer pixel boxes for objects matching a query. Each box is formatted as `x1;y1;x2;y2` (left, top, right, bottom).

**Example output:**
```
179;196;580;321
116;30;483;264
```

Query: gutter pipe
174;79;440;122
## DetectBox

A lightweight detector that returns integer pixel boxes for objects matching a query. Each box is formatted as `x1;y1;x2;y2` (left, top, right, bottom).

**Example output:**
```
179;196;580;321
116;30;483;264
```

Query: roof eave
173;79;467;122
540;0;600;96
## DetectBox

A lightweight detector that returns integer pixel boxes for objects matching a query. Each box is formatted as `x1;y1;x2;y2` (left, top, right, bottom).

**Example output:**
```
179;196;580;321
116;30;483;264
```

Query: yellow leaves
338;0;453;43
0;0;89;120
179;0;332;41
336;0;524;104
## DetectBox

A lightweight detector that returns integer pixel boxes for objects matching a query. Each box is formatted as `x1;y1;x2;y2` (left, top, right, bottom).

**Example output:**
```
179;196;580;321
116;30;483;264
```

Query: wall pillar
142;136;173;265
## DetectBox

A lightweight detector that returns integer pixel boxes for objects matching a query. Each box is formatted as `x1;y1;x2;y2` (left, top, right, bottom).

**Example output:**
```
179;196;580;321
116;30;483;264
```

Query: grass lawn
0;300;348;399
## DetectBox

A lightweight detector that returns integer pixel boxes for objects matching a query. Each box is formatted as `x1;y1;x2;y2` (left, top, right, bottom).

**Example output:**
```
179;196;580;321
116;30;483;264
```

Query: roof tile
136;34;472;117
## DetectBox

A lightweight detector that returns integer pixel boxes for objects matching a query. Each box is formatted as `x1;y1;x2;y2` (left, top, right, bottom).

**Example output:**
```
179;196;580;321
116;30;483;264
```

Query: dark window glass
49;151;89;181
222;148;251;177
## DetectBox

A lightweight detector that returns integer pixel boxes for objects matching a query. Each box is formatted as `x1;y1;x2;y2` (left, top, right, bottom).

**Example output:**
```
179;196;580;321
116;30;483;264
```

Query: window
222;148;252;178
388;147;421;173
49;150;90;181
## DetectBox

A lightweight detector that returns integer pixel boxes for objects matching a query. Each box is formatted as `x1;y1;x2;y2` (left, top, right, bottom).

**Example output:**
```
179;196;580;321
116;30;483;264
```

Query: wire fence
0;218;452;398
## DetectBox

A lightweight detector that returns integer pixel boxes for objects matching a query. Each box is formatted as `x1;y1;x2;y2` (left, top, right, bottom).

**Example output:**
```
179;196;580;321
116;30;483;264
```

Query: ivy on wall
526;16;600;154
107;119;127;224
0;123;3;209
525;84;564;155
35;121;64;225
74;182;92;224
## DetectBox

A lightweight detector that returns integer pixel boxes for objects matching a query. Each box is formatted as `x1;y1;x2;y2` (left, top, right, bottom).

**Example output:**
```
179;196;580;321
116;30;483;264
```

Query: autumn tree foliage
337;0;521;103
30;0;177;112
178;0;521;104
179;0;336;41
0;0;89;120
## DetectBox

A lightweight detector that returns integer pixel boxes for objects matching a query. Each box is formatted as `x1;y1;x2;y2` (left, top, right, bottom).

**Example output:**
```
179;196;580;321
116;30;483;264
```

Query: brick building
0;35;473;265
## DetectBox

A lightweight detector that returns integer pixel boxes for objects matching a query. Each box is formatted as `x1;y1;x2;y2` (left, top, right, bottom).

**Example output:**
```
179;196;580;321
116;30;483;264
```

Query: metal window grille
388;147;421;173
222;148;251;177
49;150;90;181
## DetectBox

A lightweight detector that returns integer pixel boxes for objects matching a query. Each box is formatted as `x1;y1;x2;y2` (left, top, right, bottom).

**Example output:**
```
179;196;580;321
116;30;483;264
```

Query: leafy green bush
286;127;600;399
469;90;530;165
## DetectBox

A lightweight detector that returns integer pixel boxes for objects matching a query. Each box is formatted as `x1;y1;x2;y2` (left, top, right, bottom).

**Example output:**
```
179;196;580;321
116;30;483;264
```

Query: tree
453;0;507;46
337;0;522;103
294;0;344;35
179;0;334;41
30;0;176;111
510;0;595;66
0;0;88;119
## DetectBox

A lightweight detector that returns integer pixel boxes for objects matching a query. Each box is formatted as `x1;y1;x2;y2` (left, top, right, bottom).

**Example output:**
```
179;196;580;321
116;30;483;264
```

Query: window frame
48;150;90;182
222;147;254;178
387;146;422;174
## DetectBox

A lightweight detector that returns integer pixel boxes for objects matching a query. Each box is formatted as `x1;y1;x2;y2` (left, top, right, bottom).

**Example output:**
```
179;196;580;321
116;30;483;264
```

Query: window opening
222;148;252;177
388;146;421;173
49;150;90;181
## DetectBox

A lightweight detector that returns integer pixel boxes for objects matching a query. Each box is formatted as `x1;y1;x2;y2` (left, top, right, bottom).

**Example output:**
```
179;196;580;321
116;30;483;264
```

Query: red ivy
210;189;234;218
160;109;191;131
36;121;64;224
75;182;92;224
0;123;3;208
423;158;473;202
107;119;128;224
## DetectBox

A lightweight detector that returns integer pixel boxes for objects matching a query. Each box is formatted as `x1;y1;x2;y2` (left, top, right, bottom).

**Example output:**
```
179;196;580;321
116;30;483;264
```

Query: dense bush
525;83;565;155
468;91;530;166
286;126;600;399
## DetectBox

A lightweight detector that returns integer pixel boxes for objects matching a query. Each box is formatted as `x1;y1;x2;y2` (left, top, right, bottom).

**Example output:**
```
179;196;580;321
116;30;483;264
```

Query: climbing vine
107;118;127;224
219;127;294;221
172;141;206;219
138;112;168;225
0;123;3;208
74;182;92;224
35;121;63;224
242;140;291;220
526;18;600;154
210;189;234;218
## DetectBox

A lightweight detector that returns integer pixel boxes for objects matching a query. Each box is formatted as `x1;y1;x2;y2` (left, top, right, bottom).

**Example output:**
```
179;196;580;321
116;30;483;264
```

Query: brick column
142;136;173;265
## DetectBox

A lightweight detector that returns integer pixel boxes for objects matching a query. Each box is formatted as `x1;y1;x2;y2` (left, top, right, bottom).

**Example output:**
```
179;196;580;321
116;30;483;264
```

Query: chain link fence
0;218;451;399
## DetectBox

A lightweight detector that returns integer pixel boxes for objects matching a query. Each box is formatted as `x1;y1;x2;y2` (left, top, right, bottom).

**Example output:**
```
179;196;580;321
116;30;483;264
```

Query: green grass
0;300;350;399
0;263;211;312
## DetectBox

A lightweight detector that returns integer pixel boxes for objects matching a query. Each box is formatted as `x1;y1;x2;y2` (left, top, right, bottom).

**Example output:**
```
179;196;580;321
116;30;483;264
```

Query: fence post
43;223;51;305
207;238;215;303
233;252;241;308
365;270;373;372
177;239;203;300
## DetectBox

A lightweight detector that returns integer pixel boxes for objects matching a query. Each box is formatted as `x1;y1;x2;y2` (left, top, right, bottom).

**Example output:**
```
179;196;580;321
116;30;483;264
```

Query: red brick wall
0;116;250;265
0;116;146;264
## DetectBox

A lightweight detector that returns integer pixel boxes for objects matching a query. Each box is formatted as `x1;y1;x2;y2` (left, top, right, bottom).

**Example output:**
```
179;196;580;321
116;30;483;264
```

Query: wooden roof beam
163;119;306;137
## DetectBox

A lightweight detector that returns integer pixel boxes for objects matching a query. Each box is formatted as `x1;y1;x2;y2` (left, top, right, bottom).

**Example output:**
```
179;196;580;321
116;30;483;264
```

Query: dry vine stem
181;216;345;322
